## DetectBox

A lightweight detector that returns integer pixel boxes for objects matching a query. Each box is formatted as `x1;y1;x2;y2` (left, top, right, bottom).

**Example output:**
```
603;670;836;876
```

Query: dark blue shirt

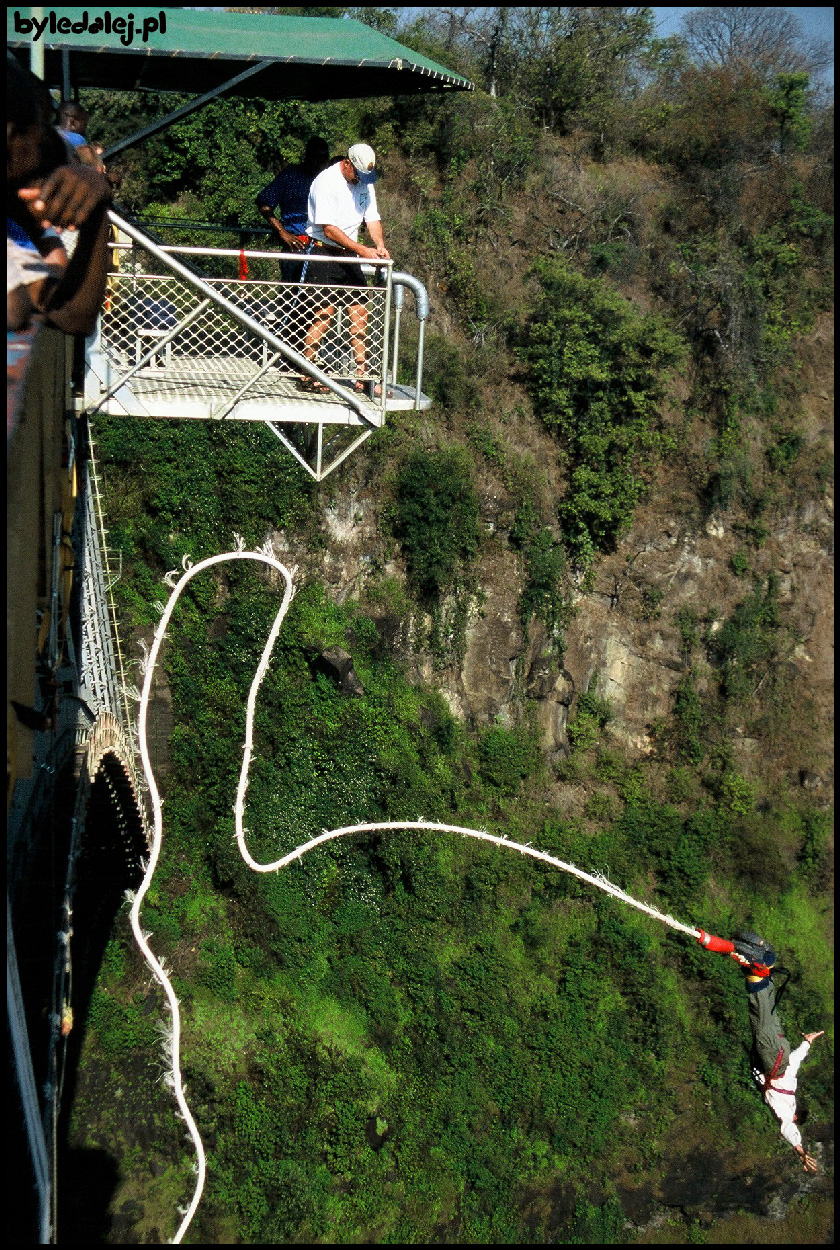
256;164;316;236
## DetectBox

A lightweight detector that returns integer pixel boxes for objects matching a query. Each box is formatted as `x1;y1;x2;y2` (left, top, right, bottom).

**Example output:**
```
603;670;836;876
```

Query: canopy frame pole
102;59;275;161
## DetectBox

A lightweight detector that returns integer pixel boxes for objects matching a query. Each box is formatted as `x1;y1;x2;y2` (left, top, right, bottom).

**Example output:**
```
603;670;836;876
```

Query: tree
768;71;813;152
418;6;512;96
682;7;832;81
507;7;658;136
415;7;658;139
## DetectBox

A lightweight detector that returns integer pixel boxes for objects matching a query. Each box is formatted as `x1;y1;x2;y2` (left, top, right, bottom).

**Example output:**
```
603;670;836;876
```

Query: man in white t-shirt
299;143;390;393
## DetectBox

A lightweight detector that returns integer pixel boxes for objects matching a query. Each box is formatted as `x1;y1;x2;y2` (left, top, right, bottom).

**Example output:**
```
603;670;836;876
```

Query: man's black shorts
303;246;369;306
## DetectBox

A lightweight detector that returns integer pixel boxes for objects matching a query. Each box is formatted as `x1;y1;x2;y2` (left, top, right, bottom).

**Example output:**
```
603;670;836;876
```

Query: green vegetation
708;576;783;704
67;7;832;1244
567;677;614;754
391;447;481;601
522;259;684;570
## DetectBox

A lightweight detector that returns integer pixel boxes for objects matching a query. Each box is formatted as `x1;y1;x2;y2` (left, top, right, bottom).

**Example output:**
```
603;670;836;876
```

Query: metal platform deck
83;350;412;425
80;216;433;478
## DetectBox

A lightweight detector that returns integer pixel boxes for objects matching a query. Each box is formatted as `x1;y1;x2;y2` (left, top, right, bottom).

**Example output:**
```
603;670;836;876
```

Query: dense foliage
67;6;833;1244
522;259;685;568
391;448;481;601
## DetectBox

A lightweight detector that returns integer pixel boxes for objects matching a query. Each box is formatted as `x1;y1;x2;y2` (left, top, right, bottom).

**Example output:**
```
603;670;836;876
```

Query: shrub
86;987;157;1057
641;586;665;620
520;528;570;642
707;576;782;703
568;677;613;753
675;607;700;655
521;257;684;567
478;722;540;794
391;447;481;600
796;808;832;885
731;550;751;577
767;430;804;474
198;937;238;1001
720;771;756;815
418;331;477;411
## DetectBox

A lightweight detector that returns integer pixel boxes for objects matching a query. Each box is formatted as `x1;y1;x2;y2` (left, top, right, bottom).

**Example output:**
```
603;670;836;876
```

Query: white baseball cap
347;143;377;182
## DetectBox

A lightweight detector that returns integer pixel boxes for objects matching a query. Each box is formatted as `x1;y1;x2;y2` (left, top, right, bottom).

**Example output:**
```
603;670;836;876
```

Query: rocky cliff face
266;314;833;819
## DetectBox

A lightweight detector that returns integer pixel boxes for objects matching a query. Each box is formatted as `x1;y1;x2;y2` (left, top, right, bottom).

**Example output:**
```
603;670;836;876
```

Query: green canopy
7;7;474;100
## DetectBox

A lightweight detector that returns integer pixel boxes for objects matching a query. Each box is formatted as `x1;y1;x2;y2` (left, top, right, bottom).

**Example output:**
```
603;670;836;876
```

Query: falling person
696;928;826;1172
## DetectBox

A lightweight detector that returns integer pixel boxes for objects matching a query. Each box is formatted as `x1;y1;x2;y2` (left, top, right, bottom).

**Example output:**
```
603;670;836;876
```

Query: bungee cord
131;545;701;1243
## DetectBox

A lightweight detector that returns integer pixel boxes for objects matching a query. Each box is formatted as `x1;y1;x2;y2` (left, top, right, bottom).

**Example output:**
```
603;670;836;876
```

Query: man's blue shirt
56;129;87;148
256;164;315;236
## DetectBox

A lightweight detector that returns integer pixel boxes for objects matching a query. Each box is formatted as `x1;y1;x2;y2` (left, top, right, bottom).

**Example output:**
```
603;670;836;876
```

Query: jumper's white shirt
753;1038;810;1150
306;162;380;245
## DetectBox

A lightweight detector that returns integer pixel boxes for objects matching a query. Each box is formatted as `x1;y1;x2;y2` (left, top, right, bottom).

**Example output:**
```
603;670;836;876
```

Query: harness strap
765;1045;786;1085
299;238;316;285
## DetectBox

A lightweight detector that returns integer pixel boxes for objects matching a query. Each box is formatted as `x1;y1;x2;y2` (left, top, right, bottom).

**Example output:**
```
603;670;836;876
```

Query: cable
132;545;702;1243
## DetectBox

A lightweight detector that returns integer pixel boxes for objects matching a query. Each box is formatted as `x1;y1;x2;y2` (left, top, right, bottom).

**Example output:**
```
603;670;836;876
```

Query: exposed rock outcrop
308;646;365;697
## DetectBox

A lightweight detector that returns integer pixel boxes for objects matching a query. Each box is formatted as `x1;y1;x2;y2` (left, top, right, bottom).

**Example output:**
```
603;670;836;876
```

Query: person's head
302;136;330;174
341;142;377;185
793;1096;809;1126
57;100;88;134
7;54;64;189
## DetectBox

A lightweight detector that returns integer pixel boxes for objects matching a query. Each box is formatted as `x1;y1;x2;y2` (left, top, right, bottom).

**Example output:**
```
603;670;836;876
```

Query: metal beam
102;59;274;161
7;904;52;1244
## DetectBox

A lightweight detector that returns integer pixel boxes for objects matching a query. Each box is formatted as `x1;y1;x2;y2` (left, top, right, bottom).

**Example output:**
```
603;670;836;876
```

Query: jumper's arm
696;929;736;954
696;929;776;976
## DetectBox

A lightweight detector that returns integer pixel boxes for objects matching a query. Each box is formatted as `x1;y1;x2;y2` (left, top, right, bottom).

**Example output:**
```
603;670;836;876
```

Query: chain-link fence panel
103;245;388;384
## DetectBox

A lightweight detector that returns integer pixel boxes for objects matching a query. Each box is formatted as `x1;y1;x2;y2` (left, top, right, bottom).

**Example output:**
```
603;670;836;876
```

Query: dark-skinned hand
17;164;111;232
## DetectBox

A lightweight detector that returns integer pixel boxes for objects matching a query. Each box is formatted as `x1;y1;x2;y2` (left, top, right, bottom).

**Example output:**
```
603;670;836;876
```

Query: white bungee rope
130;545;701;1243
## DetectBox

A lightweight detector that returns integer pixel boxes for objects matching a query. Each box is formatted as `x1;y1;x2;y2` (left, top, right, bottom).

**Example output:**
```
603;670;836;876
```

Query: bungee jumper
697;928;825;1173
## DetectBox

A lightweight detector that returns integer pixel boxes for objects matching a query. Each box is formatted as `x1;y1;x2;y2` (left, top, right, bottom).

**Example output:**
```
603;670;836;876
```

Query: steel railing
88;212;428;428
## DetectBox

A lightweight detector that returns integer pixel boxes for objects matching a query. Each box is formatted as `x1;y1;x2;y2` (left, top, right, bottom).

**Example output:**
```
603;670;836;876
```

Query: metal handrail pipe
415;320;426;411
108;211;376;428
112;240;395;267
390;283;405;385
391;272;429;321
391;274;429;407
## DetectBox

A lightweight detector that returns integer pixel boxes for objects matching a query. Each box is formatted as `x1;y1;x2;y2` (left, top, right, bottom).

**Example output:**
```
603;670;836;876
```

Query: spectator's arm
75;142;105;172
258;203;303;251
41;205;110;333
17;164;112;334
6;228;68;331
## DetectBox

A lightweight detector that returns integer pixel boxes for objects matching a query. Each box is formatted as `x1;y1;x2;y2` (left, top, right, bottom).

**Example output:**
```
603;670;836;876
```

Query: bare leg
348;302;368;382
303;304;334;366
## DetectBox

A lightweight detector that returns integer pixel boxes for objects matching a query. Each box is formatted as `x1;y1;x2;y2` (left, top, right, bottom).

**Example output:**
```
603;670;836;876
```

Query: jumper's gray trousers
747;978;790;1074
